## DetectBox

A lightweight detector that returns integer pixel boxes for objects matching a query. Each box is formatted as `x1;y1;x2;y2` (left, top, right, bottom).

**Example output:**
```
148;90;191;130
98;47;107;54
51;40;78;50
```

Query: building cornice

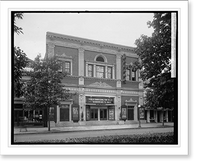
47;31;136;54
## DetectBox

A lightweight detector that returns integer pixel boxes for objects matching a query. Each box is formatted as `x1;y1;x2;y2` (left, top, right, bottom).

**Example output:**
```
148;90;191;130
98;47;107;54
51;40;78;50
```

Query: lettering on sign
86;96;114;105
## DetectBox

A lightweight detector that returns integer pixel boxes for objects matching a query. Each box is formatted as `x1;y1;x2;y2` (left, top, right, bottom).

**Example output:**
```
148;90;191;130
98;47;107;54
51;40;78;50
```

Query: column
165;110;169;122
115;96;121;121
69;104;72;122
94;65;96;77
134;105;138;121
47;43;55;58
116;53;121;80
155;110;157;123
86;63;88;77
78;48;84;76
56;105;60;123
98;109;100;121
147;110;150;123
105;65;108;78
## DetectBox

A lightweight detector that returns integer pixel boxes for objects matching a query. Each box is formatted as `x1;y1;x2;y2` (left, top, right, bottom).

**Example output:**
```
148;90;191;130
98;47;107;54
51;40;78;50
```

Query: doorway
90;108;98;120
127;106;134;120
100;108;107;120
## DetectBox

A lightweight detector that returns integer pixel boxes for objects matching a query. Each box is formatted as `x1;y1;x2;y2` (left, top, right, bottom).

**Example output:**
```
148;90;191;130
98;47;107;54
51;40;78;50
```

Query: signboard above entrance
86;96;114;105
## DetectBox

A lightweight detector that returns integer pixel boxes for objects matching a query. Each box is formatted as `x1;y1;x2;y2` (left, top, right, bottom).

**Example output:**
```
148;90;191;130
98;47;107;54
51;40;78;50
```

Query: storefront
85;96;115;121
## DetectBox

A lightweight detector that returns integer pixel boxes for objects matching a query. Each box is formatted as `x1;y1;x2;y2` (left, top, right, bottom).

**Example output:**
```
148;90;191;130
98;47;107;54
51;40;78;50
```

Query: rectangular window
107;66;112;79
126;69;130;80
88;64;93;77
65;61;71;74
58;61;63;72
96;65;105;78
131;71;136;81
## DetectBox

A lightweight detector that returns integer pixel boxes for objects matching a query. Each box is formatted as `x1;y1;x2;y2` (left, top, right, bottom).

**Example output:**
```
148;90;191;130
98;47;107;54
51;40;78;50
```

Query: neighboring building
46;32;145;127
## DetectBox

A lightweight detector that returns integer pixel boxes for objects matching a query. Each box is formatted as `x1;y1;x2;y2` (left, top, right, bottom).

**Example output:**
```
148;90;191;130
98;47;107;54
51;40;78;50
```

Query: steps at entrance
85;120;118;126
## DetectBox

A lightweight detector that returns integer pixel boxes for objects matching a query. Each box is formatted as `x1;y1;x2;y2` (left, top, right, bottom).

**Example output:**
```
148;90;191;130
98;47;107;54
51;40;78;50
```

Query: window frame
107;66;113;79
96;65;105;78
88;64;93;77
57;58;72;75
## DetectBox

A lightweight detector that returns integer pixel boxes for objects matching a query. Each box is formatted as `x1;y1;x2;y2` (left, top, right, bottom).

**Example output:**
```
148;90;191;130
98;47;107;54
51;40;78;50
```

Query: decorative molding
125;98;137;103
55;53;72;59
46;32;137;54
88;81;112;88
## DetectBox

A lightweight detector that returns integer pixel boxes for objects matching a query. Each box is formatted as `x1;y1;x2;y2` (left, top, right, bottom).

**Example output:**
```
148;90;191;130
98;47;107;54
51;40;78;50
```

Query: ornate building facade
46;32;145;126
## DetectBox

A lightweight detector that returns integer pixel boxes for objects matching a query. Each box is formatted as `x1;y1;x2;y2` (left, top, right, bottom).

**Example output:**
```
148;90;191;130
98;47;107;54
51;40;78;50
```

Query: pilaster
116;53;121;80
56;105;60;123
78;47;84;76
47;43;55;58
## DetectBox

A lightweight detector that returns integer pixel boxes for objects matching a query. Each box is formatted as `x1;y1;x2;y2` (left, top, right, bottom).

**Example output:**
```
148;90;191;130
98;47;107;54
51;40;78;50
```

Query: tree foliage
14;13;23;34
135;13;174;109
14;13;28;97
24;55;75;109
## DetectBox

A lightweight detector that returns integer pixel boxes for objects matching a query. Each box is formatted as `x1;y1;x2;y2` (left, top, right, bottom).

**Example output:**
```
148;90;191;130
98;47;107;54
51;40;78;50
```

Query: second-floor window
96;65;105;78
107;66;112;79
58;61;71;75
126;69;136;81
65;61;71;74
88;64;93;77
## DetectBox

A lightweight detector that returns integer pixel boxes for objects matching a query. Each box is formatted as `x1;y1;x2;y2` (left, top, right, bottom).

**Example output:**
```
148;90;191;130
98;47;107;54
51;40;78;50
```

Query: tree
24;55;75;130
135;13;174;109
14;13;28;97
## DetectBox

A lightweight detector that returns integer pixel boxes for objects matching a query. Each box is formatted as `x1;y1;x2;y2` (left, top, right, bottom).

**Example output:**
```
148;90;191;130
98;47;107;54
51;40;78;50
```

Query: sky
14;13;154;60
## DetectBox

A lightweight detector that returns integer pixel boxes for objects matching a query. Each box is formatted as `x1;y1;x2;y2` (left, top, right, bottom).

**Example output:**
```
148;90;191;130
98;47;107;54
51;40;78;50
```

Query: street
14;127;173;143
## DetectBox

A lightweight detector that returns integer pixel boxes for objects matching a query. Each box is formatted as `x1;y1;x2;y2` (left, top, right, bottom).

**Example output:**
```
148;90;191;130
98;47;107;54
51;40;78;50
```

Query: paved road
14;127;173;142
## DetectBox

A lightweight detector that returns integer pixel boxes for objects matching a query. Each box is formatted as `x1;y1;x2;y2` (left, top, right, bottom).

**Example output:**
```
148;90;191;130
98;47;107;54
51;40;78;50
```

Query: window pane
96;56;104;62
88;64;93;77
96;65;105;78
107;67;112;79
65;62;70;74
132;71;136;81
126;69;130;80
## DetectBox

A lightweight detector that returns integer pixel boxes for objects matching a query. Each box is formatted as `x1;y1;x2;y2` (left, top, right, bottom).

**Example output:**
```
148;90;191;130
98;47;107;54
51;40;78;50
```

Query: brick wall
84;50;116;64
54;46;79;76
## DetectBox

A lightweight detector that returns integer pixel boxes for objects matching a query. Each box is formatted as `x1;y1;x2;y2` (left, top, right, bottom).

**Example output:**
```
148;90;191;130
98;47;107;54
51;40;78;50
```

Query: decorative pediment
125;98;137;103
55;53;72;59
88;81;112;88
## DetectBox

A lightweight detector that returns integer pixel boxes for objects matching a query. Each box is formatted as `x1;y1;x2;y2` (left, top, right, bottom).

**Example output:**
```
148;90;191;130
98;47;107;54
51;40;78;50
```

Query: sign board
139;108;145;119
108;108;115;120
121;106;127;120
72;105;79;122
86;96;114;105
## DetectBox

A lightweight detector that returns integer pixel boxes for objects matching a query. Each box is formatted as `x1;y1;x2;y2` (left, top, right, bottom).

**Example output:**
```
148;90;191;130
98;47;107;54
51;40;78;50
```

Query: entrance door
90;108;98;120
100;108;107;120
128;107;134;120
60;107;69;121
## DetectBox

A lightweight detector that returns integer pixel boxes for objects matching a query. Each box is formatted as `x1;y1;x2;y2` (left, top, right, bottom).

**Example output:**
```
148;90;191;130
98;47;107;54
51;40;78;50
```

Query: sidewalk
14;122;174;135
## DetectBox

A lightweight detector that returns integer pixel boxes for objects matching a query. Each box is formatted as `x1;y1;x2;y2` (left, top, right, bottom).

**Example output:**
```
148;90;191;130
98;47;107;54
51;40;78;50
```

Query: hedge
19;132;174;144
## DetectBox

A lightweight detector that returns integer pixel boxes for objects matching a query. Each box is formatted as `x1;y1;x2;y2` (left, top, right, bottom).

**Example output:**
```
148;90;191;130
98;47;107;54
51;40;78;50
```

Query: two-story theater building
46;32;145;127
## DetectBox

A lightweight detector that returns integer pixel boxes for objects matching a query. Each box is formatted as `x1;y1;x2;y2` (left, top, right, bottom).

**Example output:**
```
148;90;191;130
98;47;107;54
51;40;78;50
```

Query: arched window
96;56;105;62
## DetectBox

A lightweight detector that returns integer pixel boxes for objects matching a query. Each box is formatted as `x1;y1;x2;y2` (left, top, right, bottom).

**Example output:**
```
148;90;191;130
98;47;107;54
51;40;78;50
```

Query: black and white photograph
0;0;189;157
12;11;177;145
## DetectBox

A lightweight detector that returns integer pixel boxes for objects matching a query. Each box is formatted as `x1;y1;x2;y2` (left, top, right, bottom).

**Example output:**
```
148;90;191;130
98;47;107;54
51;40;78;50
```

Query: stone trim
47;32;137;55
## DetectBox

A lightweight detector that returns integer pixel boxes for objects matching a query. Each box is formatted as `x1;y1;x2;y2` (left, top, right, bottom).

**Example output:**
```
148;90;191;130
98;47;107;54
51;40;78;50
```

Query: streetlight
138;104;141;128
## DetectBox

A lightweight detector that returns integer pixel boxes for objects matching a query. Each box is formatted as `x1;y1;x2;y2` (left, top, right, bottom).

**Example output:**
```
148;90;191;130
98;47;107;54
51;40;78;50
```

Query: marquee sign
86;96;114;105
